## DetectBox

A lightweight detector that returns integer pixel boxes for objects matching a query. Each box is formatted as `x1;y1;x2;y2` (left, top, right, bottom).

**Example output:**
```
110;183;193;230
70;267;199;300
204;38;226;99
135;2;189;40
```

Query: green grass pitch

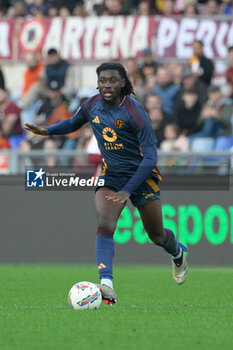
0;265;232;350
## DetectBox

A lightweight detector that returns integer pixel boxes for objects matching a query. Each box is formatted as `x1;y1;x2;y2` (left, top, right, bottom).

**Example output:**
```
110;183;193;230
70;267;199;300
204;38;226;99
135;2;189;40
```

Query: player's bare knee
97;216;116;232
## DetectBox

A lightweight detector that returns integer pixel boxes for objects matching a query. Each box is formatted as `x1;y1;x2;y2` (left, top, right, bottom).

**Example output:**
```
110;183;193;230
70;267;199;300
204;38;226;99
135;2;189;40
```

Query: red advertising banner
1;17;233;61
0;19;16;60
156;17;233;59
17;16;155;60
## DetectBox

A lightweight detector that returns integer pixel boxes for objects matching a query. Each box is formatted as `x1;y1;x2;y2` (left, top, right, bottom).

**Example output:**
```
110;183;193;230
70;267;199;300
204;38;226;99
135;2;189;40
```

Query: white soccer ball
68;281;102;310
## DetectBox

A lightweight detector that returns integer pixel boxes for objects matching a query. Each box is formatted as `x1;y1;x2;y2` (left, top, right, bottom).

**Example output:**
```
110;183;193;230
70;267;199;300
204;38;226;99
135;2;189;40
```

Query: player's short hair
96;62;135;96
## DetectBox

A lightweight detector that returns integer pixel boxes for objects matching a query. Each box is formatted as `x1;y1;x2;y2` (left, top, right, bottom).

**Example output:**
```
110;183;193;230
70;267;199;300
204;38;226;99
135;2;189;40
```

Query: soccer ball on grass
68;281;102;310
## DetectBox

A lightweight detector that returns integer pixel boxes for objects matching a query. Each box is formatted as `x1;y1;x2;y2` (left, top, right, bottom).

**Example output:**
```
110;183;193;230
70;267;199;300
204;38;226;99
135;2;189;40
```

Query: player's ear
121;78;125;88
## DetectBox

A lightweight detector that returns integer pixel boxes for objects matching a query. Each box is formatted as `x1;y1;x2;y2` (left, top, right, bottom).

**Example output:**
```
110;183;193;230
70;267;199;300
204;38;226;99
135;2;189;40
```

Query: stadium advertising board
115;204;233;247
0;19;15;60
1;17;233;60
0;177;232;265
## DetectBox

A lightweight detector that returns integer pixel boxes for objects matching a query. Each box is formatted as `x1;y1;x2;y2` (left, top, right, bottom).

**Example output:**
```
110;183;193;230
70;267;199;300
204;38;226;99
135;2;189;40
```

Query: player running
25;62;188;305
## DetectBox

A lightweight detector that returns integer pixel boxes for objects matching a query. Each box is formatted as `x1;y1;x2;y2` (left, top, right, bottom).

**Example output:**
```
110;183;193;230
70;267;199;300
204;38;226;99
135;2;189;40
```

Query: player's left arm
25;103;88;136
106;104;157;203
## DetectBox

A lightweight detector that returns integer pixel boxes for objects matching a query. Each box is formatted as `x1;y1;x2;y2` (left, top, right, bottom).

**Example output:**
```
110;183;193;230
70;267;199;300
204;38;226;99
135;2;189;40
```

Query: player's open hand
106;191;130;203
24;123;48;136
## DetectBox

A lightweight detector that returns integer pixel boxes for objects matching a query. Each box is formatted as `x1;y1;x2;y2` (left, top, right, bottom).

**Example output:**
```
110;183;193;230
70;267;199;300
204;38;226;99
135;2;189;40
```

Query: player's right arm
24;104;88;136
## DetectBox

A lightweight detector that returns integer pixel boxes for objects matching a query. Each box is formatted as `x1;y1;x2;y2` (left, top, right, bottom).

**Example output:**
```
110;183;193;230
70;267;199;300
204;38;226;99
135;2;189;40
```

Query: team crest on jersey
102;127;117;142
114;119;124;129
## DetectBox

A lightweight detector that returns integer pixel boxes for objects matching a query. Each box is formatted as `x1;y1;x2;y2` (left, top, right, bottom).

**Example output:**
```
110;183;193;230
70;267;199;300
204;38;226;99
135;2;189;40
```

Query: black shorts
96;174;160;207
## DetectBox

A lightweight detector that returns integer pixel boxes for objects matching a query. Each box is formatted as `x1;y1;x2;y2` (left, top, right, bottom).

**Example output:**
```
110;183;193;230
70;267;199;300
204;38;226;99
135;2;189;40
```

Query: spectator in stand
20;52;44;109
50;0;83;14
139;47;158;68
43;48;75;98
167;62;183;85
124;57;147;102
84;0;104;15
59;7;71;17
137;1;151;15
138;48;158;98
221;0;233;15
72;126;93;170
154;67;180;116
160;123;189;151
97;0;128;15
47;6;58;17
175;88;202;136
145;93;174;126
198;86;233;137
183;0;199;16
21;52;43;96
140;62;157;83
160;0;181;16
19;52;44;125
176;68;208;108
149;106;172;147
6;1;28;17
35;80;71;127
44;48;69;89
27;0;51;17
43;138;58;168
0;87;23;140
24;80;73;153
0;0;11;16
145;93;163;112
124;57;141;89
34;80;78;161
226;46;233;100
204;0;220;15
135;61;157;102
73;3;90;16
19;139;32;152
123;0;142;13
150;0;162;13
146;94;174;146
189;40;214;87
0;67;5;90
139;76;157;103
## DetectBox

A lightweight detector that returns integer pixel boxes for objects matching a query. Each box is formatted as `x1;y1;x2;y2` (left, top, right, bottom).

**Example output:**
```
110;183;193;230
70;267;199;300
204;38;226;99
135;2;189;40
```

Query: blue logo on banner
26;169;45;187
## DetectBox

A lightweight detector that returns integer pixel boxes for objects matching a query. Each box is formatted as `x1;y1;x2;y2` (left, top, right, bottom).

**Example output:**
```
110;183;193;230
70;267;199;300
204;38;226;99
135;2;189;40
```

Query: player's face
98;70;125;106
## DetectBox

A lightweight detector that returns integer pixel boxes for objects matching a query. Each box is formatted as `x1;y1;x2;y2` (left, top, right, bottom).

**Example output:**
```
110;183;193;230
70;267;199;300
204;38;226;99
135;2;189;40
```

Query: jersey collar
100;95;126;110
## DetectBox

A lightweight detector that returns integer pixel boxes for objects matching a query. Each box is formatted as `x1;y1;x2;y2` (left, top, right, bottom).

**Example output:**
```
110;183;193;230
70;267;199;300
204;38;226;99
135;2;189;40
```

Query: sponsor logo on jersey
114;119;124;129
102;127;117;142
104;142;123;150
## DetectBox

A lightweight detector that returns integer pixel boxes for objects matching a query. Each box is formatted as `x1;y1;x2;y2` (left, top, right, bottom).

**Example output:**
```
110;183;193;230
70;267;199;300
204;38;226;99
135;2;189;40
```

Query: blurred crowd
0;38;233;168
0;0;232;18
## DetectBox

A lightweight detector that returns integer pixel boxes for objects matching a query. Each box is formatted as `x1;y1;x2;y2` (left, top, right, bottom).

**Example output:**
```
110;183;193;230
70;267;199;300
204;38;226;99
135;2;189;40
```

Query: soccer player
25;62;188;305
